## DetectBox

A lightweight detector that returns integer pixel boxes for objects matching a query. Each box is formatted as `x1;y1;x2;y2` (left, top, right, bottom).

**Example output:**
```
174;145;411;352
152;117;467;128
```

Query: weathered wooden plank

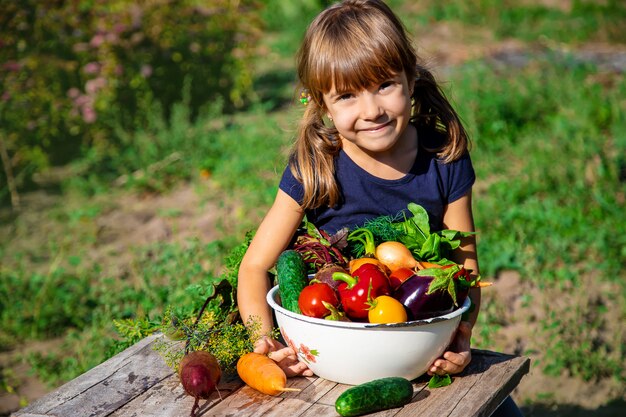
12;338;530;417
447;352;530;417
9;414;52;417
395;350;530;417
13;334;172;417
260;376;337;417
296;383;349;417
108;373;245;417
198;375;310;417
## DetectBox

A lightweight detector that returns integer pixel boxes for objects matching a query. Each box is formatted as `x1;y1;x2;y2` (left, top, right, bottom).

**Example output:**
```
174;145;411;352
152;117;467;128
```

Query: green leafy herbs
418;264;482;307
428;373;452;389
347;228;379;257
348;203;473;263
394;203;473;262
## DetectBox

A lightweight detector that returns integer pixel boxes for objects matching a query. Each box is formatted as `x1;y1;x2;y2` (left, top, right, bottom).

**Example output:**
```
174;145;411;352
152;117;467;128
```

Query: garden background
1;0;625;416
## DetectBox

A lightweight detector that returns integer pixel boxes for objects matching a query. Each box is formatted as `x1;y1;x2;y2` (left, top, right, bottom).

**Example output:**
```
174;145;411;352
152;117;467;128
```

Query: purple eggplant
393;274;455;320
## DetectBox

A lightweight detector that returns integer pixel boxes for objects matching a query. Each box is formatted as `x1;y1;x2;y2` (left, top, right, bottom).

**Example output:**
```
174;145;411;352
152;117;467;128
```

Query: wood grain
12;337;530;417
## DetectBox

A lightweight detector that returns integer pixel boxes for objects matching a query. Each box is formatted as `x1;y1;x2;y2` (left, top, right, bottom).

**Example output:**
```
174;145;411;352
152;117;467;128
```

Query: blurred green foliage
400;0;626;43
0;0;263;195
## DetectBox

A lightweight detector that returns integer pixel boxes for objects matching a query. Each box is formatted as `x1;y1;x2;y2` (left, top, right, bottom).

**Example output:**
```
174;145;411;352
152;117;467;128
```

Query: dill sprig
154;312;272;374
348;214;404;258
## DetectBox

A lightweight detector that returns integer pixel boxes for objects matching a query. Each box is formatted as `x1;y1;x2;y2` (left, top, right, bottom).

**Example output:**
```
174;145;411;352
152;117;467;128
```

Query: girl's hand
427;321;472;376
254;336;314;377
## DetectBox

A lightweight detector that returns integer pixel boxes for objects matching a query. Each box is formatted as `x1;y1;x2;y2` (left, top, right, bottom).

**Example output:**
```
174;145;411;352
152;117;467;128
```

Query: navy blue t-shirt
279;147;475;235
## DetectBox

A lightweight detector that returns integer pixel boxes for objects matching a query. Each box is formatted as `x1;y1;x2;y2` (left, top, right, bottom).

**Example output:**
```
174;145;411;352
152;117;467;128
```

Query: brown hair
290;0;469;210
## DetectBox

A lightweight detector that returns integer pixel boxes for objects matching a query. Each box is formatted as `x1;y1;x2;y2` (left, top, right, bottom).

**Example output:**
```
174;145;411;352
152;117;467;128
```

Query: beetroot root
179;350;222;416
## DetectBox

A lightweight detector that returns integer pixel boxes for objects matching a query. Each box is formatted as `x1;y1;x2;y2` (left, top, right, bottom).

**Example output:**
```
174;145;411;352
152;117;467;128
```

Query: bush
0;0;263;199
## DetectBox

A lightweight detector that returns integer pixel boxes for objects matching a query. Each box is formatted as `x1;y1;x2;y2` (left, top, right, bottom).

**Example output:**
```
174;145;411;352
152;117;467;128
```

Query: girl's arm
428;189;480;376
442;190;481;326
237;189;305;337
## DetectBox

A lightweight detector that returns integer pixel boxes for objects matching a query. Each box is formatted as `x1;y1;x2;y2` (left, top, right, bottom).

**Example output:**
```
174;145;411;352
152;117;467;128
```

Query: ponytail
411;66;470;162
288;98;342;210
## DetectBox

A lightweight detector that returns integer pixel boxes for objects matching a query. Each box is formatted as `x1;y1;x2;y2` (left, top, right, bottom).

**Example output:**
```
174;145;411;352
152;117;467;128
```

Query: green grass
451;57;626;282
447;56;625;381
394;0;626;44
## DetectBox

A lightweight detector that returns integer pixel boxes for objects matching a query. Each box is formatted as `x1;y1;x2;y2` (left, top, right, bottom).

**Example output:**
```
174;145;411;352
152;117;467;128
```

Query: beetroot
179;350;222;417
313;263;347;290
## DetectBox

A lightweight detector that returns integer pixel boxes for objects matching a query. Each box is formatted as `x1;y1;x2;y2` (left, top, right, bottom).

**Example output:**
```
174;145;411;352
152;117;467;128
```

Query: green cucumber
275;250;308;313
335;377;414;417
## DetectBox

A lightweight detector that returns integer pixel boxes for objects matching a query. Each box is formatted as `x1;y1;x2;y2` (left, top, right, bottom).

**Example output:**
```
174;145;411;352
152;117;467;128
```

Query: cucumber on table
335;377;414;417
275;250;308;313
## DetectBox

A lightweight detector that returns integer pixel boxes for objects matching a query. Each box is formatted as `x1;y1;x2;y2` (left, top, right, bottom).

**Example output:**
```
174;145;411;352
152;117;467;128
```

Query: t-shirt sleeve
278;164;304;204
444;152;476;203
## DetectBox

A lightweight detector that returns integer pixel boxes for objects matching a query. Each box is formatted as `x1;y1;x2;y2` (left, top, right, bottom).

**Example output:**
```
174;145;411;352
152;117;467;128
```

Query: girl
240;0;476;374
238;2;521;415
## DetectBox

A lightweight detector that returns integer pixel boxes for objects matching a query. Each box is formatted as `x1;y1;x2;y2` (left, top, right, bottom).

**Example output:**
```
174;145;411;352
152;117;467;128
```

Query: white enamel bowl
266;285;470;385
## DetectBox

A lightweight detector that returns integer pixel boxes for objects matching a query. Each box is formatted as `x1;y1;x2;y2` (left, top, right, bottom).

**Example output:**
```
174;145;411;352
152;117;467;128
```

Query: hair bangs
307;15;406;96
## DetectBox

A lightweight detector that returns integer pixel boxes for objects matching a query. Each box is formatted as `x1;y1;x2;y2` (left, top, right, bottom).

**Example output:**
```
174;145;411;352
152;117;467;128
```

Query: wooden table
12;334;530;417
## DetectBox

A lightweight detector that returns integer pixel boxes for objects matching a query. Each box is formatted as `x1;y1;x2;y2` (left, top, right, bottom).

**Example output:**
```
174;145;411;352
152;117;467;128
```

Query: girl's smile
359;120;393;133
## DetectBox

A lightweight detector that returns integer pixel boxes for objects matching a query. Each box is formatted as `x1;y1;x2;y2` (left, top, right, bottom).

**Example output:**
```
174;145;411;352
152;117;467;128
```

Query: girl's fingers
284;361;313;377
267;346;296;363
428;359;443;375
428;350;471;375
429;360;456;376
265;346;313;377
443;351;470;368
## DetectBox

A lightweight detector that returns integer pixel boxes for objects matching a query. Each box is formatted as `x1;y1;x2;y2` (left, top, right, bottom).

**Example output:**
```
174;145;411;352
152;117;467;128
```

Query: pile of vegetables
277;203;488;324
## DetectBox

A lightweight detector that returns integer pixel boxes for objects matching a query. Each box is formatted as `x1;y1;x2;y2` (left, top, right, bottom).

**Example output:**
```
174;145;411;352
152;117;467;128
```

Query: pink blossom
105;32;119;44
299;344;317;363
82;106;97;123
140;65;152;78
67;88;80;98
90;34;105;48
3;61;21;71
85;77;106;95
83;62;101;75
75;94;92;107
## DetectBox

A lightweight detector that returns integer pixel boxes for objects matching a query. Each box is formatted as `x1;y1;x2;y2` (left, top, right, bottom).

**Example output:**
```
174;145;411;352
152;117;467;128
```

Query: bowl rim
266;285;471;329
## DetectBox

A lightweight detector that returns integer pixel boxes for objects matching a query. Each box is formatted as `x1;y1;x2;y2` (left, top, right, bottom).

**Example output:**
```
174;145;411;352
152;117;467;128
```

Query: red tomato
388;267;415;290
368;295;408;324
298;283;340;318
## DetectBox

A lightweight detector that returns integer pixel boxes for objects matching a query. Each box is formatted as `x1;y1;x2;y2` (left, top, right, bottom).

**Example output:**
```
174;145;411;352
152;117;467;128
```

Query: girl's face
322;71;414;155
